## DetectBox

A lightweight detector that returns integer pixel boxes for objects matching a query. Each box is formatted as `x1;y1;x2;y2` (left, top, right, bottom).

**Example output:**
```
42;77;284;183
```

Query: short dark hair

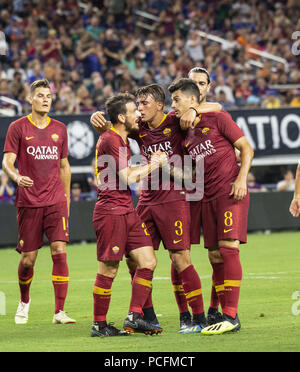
30;79;51;94
135;84;165;104
168;78;201;103
188;67;211;84
105;93;135;124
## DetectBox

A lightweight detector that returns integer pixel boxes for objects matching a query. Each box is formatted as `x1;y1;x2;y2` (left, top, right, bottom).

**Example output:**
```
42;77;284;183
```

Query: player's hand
151;151;168;167
289;198;300;217
90;111;109;132
180;108;197;130
16;175;34;188
229;179;247;201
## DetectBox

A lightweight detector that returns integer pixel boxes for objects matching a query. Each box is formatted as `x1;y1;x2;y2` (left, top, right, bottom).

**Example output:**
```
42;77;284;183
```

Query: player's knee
141;255;157;271
51;243;66;255
208;248;223;264
21;255;36;268
169;250;191;272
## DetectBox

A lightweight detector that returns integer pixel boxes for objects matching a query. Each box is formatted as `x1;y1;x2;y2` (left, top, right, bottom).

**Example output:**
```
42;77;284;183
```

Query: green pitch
0;231;299;352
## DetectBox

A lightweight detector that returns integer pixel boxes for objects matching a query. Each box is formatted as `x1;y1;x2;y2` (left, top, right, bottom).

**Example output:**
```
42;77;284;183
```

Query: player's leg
207;247;224;325
123;211;162;334
151;201;194;329
126;255;160;326
91;213;130;337
124;245;162;334
15;250;38;324
200;199;225;322
50;241;75;324
134;205;161;325
15;207;43;324
169;249;206;333
44;202;74;323
170;262;191;329
201;194;249;335
92;260;129;337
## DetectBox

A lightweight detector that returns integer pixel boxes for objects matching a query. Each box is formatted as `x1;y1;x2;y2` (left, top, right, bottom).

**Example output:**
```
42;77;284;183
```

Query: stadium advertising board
0;108;299;167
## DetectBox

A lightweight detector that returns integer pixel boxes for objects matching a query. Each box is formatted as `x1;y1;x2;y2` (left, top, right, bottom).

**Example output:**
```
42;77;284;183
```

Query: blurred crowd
0;0;299;116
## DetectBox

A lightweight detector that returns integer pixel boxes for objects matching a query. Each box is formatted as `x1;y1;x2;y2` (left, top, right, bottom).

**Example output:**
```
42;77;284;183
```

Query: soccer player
189;66;242;325
168;78;254;335
289;160;300;217
2;79;75;325
91;92;166;337
90;84;222;333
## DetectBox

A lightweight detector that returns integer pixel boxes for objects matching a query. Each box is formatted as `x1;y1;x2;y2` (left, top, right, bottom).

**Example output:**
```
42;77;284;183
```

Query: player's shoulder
49;117;67;129
163;110;180;129
6;116;28;136
204;109;233;123
9;115;28;127
166;110;179;122
99;128;121;147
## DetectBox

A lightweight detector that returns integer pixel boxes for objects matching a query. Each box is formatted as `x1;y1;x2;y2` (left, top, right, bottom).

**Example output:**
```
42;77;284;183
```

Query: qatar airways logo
26;146;59;160
188;139;216;160
141;141;173;158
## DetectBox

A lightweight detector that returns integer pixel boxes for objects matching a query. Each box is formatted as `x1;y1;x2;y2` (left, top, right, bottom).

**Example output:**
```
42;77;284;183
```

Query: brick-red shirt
137;111;186;205
94;128;134;215
183;111;244;201
3;115;68;207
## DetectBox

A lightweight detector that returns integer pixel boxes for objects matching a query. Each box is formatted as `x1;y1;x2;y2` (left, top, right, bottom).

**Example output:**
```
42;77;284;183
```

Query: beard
124;119;139;134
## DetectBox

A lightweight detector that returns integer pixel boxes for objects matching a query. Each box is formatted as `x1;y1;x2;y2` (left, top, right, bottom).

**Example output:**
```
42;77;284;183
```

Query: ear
28;95;33;105
206;83;211;94
157;101;164;111
118;113;126;124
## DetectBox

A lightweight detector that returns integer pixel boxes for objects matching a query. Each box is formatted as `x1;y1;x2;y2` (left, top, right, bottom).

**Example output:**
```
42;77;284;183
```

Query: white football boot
15;299;31;324
52;310;76;324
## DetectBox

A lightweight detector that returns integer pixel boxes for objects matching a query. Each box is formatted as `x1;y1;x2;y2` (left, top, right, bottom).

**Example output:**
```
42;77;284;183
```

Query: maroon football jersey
94;127;134;215
183;111;244;201
3;115;68;207
137;111;187;205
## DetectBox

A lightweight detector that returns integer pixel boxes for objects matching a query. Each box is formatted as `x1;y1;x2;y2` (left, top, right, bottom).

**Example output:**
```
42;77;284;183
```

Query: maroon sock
129;268;153;315
219;247;242;318
52;253;69;314
210;262;225;310
18;261;33;303
171;263;189;314
210;275;220;310
179;265;204;315
93;273;114;323
129;268;153;310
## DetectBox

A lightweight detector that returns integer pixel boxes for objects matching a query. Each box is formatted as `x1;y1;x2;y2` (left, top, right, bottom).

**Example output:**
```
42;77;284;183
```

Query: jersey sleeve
3;121;21;155
217;111;244;144
60;124;69;159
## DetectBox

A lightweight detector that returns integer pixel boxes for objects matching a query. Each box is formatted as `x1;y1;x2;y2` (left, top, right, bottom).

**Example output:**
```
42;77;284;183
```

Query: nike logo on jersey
173;239;182;244
224;229;233;233
139;133;147;138
25;136;34;140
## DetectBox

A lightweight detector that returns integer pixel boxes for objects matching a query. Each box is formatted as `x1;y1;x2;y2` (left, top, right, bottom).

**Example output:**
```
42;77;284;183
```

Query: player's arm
60;157;71;216
230;136;254;201
118;151;167;185
289;162;300;217
2;152;34;188
180;102;222;130
90;111;112;134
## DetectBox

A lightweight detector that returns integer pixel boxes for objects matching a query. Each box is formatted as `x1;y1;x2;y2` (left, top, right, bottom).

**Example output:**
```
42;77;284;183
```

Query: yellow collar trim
148;113;167;130
27;115;51;129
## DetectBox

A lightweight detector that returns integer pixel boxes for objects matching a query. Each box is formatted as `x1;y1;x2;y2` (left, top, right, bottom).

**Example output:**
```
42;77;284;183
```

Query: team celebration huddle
2;67;254;337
